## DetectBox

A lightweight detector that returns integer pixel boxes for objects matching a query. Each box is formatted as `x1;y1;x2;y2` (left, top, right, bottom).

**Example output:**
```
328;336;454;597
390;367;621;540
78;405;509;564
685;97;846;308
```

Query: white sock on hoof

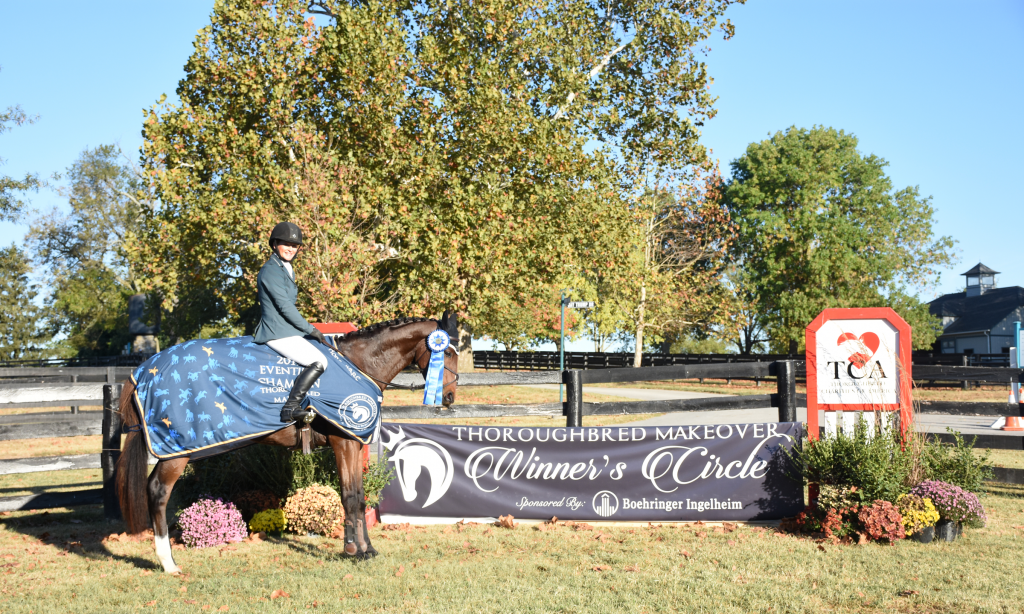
154;533;181;573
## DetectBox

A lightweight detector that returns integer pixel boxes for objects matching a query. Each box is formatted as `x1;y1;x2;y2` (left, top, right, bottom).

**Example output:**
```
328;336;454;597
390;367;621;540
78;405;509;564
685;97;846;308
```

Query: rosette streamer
423;330;450;405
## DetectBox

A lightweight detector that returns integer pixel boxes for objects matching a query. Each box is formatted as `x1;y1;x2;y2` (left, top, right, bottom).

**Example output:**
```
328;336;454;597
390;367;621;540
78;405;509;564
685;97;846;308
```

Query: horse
115;313;460;573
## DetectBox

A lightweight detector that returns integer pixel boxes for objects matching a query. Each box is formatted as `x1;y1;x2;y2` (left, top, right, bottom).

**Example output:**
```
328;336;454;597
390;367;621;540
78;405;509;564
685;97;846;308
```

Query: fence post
101;383;123;520
775;360;797;423
563;370;583;428
70;374;79;414
961;355;970;391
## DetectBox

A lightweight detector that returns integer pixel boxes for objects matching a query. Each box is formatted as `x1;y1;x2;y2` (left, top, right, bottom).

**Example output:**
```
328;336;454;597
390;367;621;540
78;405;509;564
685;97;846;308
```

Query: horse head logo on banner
382;426;454;508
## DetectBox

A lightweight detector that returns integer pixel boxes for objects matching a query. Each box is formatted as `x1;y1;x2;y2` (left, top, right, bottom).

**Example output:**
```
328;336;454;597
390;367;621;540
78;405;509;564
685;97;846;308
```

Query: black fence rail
474;350;1013;371
472;351;802;371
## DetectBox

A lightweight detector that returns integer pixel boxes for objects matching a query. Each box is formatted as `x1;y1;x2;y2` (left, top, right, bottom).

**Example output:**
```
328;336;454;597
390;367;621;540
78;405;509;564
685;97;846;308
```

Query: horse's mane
338;317;433;341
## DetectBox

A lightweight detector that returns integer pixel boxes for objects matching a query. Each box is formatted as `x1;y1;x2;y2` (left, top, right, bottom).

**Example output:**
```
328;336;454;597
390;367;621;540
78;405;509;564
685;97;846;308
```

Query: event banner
378;422;804;522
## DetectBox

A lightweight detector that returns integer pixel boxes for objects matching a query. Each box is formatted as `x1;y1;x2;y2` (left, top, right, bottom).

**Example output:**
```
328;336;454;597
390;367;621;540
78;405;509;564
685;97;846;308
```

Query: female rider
253;222;331;422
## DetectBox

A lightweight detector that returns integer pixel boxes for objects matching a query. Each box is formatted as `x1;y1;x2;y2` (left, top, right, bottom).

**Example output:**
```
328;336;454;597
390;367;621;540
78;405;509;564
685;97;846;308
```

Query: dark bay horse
116;314;459;573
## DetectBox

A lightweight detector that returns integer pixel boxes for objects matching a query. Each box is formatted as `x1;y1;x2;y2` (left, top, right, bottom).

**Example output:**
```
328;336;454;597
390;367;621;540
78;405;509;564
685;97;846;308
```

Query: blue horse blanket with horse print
129;336;382;459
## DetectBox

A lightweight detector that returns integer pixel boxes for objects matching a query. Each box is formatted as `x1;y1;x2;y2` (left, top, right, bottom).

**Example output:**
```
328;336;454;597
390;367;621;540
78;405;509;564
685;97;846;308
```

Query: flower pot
365;506;378;529
935;520;959;542
913;526;934;544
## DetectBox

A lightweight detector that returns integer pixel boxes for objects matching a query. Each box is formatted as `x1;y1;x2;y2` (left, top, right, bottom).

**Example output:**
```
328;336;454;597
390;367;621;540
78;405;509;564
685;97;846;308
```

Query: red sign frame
805;308;912;440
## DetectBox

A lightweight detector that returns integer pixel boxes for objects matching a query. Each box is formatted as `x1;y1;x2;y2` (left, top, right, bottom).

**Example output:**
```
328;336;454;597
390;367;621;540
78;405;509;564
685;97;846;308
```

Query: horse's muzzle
442;391;455;407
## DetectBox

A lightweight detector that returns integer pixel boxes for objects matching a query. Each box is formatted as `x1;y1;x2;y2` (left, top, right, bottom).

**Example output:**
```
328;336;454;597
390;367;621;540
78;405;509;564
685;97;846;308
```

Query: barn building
928;264;1024;355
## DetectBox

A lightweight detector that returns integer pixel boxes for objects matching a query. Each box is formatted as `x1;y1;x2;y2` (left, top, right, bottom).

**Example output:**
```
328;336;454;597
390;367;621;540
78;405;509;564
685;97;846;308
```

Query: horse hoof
355;549;378;561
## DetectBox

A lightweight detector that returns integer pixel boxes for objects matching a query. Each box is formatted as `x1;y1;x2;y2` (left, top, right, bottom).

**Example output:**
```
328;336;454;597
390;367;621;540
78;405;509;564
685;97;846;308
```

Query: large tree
0;245;48;361
722;126;955;351
28;145;152;356
130;0;740;367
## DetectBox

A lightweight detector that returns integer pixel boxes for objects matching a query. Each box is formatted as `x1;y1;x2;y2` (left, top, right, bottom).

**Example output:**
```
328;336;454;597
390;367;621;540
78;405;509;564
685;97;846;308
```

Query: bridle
339;327;460;392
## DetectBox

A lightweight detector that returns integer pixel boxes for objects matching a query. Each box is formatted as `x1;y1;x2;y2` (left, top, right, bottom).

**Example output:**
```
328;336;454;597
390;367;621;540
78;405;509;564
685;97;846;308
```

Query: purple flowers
177;498;248;548
909;480;986;526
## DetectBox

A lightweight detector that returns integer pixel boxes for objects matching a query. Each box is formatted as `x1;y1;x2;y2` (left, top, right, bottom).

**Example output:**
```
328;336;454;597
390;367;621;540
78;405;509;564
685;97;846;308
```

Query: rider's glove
310;328;329;346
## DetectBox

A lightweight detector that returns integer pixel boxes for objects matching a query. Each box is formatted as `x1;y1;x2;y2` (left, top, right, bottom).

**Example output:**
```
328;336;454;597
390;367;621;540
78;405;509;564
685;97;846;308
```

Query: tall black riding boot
280;363;325;423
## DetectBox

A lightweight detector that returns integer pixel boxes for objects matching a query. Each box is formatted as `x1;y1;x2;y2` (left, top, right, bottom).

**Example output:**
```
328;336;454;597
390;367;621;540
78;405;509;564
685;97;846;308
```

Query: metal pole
776;360;797;423
101;383;123;520
563;370;583;427
560;291;566;405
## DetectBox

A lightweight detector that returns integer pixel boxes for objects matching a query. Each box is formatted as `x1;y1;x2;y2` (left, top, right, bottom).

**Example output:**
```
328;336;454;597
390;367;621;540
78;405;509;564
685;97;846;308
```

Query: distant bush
923;430;993;493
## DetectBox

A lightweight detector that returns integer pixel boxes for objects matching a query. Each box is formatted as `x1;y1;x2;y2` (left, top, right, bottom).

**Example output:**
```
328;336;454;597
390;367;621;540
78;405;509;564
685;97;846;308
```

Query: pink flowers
909;480;986;526
177;498;248;548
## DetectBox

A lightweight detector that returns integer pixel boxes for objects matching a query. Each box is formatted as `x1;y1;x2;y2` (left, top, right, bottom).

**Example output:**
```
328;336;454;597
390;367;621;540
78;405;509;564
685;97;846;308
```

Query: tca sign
805;308;913;439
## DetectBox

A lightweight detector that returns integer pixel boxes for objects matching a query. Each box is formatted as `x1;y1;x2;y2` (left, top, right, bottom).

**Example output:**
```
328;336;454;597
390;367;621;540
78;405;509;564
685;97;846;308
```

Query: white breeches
266;336;328;369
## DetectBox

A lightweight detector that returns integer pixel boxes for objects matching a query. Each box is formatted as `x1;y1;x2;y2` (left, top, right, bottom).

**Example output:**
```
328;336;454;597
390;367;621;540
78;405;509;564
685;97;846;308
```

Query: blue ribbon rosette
423;330;450;405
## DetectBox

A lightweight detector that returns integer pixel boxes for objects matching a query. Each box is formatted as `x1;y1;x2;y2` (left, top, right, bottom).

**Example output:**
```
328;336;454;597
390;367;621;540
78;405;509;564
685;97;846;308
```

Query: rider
253;222;331;423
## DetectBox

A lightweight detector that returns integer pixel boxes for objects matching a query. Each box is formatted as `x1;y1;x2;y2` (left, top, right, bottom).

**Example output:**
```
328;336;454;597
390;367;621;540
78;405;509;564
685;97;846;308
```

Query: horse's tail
115;380;150;533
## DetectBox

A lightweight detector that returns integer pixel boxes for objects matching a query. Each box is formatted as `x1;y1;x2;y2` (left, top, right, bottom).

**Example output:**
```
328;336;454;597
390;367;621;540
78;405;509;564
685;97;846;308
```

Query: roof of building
929;286;1024;334
962;263;1000;276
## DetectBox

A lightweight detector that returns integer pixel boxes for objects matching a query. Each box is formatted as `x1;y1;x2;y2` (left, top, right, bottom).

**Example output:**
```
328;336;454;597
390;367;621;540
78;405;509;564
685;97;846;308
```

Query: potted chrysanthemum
896;494;940;543
909;480;986;541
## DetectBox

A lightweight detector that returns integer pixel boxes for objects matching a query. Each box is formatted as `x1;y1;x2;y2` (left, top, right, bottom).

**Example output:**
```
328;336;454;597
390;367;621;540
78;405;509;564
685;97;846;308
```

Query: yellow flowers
896;494;939;534
249;508;287;533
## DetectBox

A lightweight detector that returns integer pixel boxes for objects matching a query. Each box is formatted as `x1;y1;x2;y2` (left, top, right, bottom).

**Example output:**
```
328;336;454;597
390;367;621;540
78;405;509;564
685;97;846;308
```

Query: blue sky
2;1;1022;350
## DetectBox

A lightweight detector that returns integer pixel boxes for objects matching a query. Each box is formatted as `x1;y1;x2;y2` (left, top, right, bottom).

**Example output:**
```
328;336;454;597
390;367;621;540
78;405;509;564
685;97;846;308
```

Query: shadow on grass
0;505;161;571
0;481;101;496
1;505;385;574
272;534;384;565
984;481;1024;499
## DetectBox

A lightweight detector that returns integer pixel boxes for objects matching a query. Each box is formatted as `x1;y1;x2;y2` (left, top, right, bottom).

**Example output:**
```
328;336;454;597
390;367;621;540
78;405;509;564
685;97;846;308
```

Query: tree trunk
633;283;646;368
458;319;474;373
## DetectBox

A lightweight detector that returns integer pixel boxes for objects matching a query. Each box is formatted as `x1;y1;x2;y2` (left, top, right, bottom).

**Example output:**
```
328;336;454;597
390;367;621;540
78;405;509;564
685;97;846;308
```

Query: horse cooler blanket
130;336;382;459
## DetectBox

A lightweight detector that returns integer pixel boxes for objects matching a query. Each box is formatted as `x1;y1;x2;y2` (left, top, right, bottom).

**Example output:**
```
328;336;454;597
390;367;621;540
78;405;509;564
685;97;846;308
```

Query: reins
334;328;459;393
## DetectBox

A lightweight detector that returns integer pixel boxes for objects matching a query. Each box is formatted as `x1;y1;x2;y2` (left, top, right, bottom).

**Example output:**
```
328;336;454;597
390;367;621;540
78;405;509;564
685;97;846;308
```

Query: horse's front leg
147;457;189;573
328;436;376;558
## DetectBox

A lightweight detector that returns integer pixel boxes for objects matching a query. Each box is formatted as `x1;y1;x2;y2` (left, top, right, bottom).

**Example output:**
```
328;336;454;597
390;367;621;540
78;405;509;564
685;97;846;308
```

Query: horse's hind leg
148;457;189;573
329;436;376;558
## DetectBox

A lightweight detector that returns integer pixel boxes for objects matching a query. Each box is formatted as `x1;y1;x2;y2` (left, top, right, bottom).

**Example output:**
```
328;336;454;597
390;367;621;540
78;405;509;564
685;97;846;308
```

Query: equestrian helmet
269;221;303;247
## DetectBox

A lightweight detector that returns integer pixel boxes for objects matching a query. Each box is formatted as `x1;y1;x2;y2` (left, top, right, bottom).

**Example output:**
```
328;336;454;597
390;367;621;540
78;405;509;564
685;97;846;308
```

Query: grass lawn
0;436;105;461
0;476;1022;613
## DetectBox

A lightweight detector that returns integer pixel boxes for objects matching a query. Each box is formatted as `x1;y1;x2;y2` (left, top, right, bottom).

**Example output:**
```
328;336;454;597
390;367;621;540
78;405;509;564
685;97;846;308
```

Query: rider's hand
310;329;329;346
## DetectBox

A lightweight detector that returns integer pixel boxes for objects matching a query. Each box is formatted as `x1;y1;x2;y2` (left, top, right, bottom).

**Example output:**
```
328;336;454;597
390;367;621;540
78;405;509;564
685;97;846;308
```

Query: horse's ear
440;310;459;339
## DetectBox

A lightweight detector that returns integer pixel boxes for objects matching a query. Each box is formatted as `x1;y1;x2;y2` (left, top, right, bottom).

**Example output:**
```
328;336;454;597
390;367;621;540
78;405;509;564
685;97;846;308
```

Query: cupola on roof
962;263;1000;276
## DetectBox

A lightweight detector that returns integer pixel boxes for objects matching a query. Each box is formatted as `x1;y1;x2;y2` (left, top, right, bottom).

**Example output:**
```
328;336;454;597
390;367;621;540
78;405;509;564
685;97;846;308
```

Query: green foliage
0;244;49;360
132;0;739;351
723;126;956;351
27;144;151;356
924;430;994;493
168;442;400;515
789;416;913;502
664;333;733;355
363;452;396;507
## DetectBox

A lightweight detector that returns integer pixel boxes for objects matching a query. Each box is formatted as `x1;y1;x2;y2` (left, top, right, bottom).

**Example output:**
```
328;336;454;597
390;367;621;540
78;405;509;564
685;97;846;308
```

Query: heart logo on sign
836;332;879;369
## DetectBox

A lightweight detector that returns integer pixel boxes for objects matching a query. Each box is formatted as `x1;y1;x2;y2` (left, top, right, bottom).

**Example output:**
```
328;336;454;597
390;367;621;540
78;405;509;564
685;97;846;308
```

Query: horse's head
414;310;460;407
